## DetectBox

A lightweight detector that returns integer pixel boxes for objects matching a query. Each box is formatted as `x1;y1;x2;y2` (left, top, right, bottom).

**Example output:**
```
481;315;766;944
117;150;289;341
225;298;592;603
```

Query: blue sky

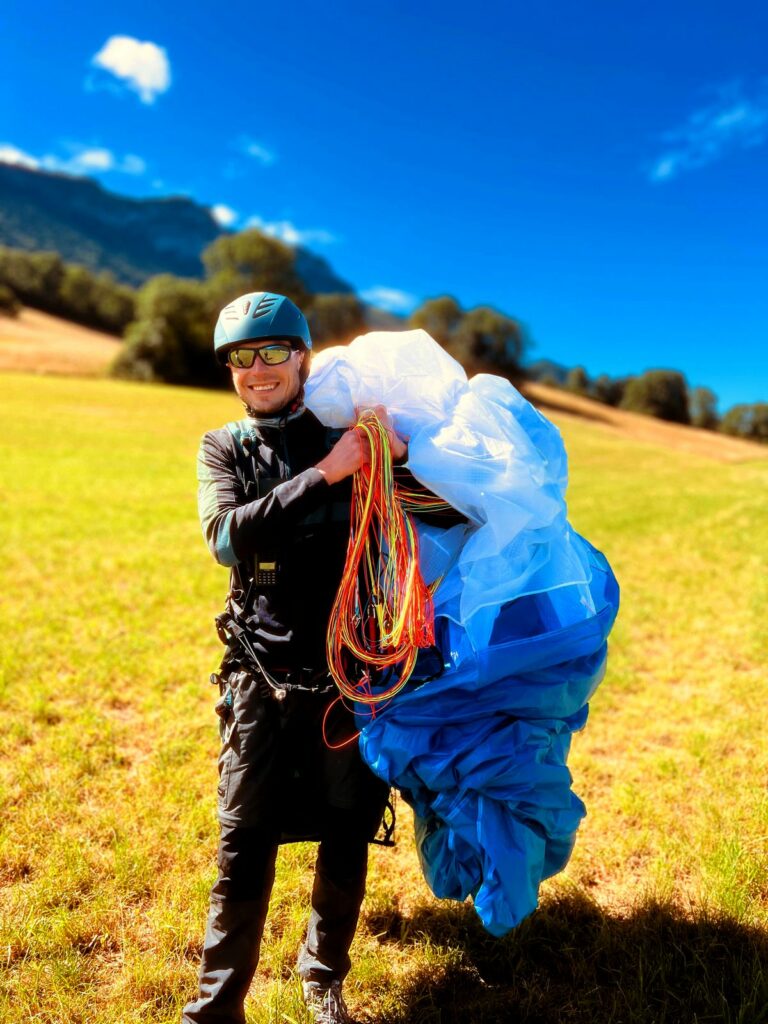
1;1;766;412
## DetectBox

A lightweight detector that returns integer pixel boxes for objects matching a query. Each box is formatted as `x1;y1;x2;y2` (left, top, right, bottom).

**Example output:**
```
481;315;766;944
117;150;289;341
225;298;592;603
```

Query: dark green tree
0;247;134;334
0;283;19;317
0;248;64;311
451;305;526;375
719;402;768;442
111;276;224;386
59;265;135;334
565;365;590;396
58;264;98;322
307;293;366;348
593;373;627;406
202;230;309;309
113;227;320;386
409;296;463;349
620;369;690;424
689;386;720;430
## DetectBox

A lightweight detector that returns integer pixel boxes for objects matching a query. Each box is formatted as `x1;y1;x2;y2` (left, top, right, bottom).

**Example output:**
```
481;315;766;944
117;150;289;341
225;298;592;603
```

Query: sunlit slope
0;374;766;1024
521;379;768;464
0;307;120;375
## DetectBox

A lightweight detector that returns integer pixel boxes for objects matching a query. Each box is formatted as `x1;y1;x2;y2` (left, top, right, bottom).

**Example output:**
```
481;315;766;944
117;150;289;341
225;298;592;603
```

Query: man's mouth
248;383;279;392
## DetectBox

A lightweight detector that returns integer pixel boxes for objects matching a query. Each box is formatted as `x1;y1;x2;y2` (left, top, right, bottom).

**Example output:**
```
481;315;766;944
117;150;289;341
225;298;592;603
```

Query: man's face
228;341;306;414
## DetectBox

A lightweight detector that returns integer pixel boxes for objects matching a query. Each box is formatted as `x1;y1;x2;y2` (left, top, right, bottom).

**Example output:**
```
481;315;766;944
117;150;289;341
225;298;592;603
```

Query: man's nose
248;354;271;373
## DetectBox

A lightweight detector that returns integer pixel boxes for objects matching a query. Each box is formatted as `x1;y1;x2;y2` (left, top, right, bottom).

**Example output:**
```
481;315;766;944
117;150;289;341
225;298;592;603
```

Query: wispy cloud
360;286;418;313
242;139;276;165
0;141;146;177
45;145;146;176
91;35;171;104
648;81;768;182
244;215;335;246
120;154;146;175
211;204;238;227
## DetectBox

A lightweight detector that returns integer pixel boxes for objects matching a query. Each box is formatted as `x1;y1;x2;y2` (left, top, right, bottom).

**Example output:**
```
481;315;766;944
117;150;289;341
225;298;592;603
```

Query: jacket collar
244;401;306;430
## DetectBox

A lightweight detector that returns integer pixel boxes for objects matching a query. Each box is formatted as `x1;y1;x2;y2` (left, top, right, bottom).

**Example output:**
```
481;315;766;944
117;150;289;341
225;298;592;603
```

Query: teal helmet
214;292;312;365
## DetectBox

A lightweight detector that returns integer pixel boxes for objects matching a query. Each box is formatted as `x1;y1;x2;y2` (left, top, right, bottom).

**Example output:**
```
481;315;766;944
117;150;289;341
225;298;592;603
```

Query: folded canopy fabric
305;330;620;935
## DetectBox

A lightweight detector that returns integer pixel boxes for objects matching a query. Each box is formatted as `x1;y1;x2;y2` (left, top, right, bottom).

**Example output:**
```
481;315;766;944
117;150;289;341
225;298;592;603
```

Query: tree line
0;246;135;335
543;363;767;442
108;234;527;390
0;232;764;443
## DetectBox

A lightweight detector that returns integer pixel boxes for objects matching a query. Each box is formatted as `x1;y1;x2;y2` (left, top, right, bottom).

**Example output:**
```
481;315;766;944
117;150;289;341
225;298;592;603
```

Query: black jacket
198;406;356;671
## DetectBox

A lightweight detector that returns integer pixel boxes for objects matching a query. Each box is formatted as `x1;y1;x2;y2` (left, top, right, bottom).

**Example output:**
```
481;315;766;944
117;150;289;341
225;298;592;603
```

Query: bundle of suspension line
324;410;450;746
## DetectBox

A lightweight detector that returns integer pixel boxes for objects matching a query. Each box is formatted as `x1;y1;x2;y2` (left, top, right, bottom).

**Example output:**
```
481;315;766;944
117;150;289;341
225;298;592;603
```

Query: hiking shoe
301;979;356;1024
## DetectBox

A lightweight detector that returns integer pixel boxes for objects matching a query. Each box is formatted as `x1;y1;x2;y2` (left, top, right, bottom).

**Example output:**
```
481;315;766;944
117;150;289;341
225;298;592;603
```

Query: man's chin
236;386;281;413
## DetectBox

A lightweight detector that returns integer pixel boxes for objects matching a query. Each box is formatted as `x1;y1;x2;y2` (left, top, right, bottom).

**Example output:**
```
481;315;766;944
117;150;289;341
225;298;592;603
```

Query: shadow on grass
366;891;768;1024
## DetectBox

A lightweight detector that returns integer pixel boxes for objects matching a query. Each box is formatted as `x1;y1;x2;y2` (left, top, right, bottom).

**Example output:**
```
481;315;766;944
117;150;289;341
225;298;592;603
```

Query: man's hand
316;406;408;484
316;429;369;484
358;405;408;462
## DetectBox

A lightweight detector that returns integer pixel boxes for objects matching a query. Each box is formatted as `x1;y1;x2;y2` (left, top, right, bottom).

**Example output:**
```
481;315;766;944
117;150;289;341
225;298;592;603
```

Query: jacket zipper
279;420;291;481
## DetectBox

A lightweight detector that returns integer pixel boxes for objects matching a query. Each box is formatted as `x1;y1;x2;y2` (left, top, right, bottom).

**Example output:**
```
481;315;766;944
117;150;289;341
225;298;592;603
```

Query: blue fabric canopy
358;539;618;936
305;328;620;936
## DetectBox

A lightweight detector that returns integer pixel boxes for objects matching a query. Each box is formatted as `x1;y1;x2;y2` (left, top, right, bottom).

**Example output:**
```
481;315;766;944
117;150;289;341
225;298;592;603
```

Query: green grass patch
1;373;766;1022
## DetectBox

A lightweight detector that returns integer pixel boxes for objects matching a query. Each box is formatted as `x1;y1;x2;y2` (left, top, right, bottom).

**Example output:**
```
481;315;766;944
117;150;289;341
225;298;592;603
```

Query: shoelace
307;981;351;1024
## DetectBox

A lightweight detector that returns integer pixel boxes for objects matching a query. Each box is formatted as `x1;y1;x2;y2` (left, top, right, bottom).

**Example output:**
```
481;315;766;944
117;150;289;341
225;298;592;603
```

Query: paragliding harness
211;591;397;847
211;420;352;701
211;419;397;846
207;414;454;848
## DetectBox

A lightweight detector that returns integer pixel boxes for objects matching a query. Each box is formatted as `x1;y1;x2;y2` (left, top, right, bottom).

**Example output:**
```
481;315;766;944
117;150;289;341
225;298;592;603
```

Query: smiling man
184;292;401;1024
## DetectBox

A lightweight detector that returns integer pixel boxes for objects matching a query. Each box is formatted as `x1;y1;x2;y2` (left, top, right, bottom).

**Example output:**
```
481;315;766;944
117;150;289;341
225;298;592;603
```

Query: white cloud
360;286;418;313
244;215;335;246
648;82;768;182
1;142;146;177
0;144;40;169
41;145;146;176
92;35;170;104
211;204;238;227
243;140;276;165
63;147;113;171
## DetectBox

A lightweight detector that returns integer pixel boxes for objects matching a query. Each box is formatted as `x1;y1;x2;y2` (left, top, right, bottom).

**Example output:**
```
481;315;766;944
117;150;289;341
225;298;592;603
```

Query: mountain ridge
0;163;353;295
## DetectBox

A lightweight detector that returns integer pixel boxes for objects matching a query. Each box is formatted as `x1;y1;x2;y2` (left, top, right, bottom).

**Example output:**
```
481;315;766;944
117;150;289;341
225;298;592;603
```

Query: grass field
1;371;766;1024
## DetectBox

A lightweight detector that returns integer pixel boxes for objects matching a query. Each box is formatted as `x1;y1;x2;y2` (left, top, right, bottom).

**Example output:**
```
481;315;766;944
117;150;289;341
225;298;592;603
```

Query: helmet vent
252;294;278;319
242;299;251;316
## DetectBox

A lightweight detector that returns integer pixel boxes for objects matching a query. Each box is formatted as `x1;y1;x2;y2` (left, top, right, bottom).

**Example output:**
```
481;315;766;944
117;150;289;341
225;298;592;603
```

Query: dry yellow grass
0;308;121;376
521;380;768;464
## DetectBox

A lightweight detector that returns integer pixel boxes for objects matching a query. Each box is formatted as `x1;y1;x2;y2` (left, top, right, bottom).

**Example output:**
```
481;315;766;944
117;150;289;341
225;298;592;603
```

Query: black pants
214;671;387;835
182;674;389;1023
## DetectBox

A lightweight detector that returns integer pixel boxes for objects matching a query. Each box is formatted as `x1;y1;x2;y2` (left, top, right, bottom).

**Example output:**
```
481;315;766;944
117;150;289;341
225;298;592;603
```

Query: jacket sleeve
197;431;332;567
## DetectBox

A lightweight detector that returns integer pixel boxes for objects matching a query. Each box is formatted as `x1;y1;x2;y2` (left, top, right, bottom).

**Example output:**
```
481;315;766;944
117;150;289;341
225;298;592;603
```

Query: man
183;291;409;1024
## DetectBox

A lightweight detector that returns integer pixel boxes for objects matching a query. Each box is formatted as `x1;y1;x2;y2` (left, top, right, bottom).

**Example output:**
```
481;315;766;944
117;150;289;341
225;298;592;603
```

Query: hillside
520;380;768;463
2;306;765;463
0;307;121;375
0;163;354;294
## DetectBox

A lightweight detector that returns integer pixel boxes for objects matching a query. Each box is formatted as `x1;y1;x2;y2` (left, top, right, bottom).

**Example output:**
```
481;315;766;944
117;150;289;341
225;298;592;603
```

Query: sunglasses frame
227;343;294;369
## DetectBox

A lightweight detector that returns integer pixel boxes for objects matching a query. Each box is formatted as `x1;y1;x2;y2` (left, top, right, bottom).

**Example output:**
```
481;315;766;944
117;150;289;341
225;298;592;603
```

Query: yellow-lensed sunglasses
227;344;293;369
